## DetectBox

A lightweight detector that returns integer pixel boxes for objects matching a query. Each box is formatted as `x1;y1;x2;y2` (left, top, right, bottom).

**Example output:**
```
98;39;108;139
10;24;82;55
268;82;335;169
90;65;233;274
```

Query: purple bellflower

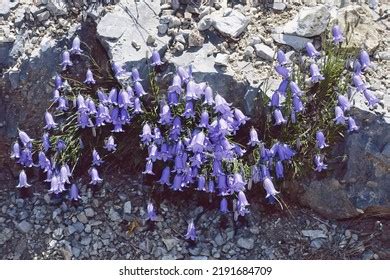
234;108;250;126
131;68;142;82
353;59;362;75
185;220;197;241
348;117;359;132
38;151;51;172
276;50;287;65
158;166;171;186
44;111;57;130
92;149;104;166
290;81;302;96
275;161;284;179
359;50;371;70
177;66;190;84
140;123;153;144
69;184;81;201
16;170;31;188
316;131;329;149
305;42;320;58
18;129;33;148
11;141;20;159
42;132;51;152
274;109;287;125
220;198;229;213
292;95;304;113
271;91;280;107
203;86;214;105
310;64;325;83
84;69;96;85
314;155;327;172
89;167;103;185
236;191;249;216
134;81;147;96
363;89;380;107
70;36;82;54
159;104;173;125
104;136;117;152
248;127;261;146
263;177;280;198
338;95;350;111
151;50;163;66
146;202;157;221
60;50;73;70
56;139;66;152
334;106;347;125
275;65;290;79
352;75;366;92
19;148;33;167
142;160;155;175
54;74;63;89
332;25;344;44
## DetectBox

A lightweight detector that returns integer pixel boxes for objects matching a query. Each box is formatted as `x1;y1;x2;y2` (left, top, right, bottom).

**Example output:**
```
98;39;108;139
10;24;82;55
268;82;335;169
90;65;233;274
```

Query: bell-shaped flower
251;165;261;183
352;75;366;92
248;127;261;146
16;170;31;188
316;131;328;149
49;175;66;194
104;135;117;152
236;191;249;216
214;94;232;116
220;198;229;213
290;81;302;96
78;111;93;128
276;50;287;65
96;89;108;105
363;89;379;107
198;110;209;128
140;123;153;144
92;149;104;166
11;141;20;159
147;144;158;162
60;164;71;184
234;108;249;126
159;104;173;125
190;131;206;153
18;129;33;147
146;202;157;221
292;95;304;113
158;166;171;186
217;175;228;195
334;106;347;125
76;94;88;112
170;116;182;140
84;69;96;84
54;73;63;89
42;132;51;152
185;220;197;241
263;177;279;198
186;80;199;101
158;143;171;162
274;109;287;125
207;180;215;193
142;160;155;175
60;50;73;70
70;35;82;54
19;148;33;167
134;81;147;96
314;154;327;172
348;117;359;132
56;139;66;152
151;50;163;66
69;184;81;201
44;111;57;130
131;67;142;82
52;89;60;102
168;75;182;95
305;42;320;58
183;101;195;119
168;91;179;106
270;91;281;108
133;97;144;114
291;109;296;124
310;64;324;83
118;89;131;108
38;151;51;172
353;59;362;75
275;65;290;79
338;95;350;111
359;50;371;70
275;161;284;179
177;66;190;84
172;174;184;191
89;167;103;185
112;62;129;78
274;142;295;161
232;173;246;191
203;86;214;105
196;175;206;191
332;25;344;44
57;96;68;111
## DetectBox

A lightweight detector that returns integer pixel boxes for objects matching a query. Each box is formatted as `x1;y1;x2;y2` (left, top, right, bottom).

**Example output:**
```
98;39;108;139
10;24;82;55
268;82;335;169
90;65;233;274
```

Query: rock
332;5;380;52
271;33;312;50
77;212;88;224
302;230;327;240
96;0;169;76
310;238;326;249
254;44;274;61
36;11;51;22
198;9;249;36
0;228;13;245
80;236;92;246
162;238;179;251
188;29;204;48
270;3;287;12
158;23;168;35
0;0;10;17
215;233;225;246
84;208;95;218
109;207;121;222
214;53;229;67
46;0;68;16
244;46;255;58
276;5;330;37
16;221;32;233
237;237;255;250
52;228;64;240
123;201;132;215
72;246;81;258
146;35;156;46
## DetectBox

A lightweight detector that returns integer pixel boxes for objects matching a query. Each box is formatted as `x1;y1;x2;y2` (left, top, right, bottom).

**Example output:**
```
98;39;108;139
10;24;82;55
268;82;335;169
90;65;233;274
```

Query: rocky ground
0;174;389;260
1;0;389;260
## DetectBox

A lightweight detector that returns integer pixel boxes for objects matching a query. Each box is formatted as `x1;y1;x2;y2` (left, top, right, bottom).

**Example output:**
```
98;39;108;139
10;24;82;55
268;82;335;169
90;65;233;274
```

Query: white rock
271;33;312;50
46;0;68;16
215;53;229;66
211;9;249;38
254;44;274;61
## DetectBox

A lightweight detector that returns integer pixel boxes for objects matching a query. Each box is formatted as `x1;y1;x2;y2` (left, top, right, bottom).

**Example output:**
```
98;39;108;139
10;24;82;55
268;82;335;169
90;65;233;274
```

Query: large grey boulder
271;33;312;50
96;0;170;74
0;0;10;17
275;5;331;38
